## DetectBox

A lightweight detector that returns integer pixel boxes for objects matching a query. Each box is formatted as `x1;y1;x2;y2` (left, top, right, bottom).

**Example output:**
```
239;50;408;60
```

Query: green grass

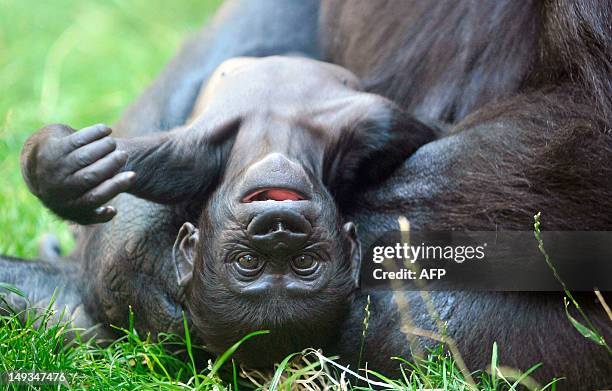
0;2;561;389
0;0;221;257
0;297;559;390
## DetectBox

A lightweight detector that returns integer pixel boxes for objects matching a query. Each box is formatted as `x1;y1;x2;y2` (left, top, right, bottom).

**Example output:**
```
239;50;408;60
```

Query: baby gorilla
19;57;435;366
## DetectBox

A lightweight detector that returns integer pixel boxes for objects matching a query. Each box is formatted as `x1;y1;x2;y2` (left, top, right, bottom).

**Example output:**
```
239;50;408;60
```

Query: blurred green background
0;0;221;257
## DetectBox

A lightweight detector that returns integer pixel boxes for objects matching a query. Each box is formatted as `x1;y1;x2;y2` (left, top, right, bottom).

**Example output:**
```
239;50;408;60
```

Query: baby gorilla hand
21;124;136;224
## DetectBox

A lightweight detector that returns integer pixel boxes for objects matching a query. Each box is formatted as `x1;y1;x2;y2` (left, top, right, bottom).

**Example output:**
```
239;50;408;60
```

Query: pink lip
242;188;306;203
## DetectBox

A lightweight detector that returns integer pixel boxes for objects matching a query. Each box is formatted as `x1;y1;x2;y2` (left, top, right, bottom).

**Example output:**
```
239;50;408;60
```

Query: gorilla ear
172;222;199;287
343;222;361;288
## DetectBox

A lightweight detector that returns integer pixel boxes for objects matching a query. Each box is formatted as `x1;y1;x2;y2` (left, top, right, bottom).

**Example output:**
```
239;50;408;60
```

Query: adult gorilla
1;1;611;389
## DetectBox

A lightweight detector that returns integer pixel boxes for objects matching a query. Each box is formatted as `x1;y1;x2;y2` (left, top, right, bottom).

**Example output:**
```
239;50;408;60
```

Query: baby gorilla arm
116;117;238;205
21;120;237;224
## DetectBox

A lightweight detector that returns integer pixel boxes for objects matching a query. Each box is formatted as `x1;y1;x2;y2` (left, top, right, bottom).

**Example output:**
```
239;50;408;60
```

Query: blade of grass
269;352;300;391
533;212;611;355
0;282;26;298
209;330;270;377
182;311;199;388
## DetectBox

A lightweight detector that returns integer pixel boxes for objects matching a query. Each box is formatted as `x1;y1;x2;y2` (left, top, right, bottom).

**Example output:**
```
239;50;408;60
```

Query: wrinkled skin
1;0;611;389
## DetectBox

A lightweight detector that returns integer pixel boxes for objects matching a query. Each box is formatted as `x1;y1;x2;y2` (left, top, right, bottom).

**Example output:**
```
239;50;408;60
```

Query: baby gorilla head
171;56;430;366
175;156;360;365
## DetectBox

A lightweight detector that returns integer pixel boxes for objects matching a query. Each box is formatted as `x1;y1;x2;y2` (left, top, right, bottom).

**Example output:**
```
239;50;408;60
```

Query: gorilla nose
247;210;311;255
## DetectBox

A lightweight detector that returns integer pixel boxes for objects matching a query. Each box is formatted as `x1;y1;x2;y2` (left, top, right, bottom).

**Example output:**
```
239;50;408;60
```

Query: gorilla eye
237;254;260;269
291;254;319;275
233;254;263;278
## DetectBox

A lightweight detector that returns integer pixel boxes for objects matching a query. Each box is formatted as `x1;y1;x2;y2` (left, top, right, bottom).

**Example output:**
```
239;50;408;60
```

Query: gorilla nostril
247;210;311;254
269;221;283;234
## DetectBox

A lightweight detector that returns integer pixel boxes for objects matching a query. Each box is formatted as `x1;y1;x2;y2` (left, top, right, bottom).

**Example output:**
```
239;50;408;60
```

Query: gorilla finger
92;206;117;222
95;205;116;216
72;150;128;188
66;136;117;172
76;171;136;207
75;207;117;225
64;124;112;153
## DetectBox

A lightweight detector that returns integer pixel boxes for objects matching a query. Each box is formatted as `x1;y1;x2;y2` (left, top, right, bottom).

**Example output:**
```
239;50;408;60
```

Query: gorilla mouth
242;188;305;203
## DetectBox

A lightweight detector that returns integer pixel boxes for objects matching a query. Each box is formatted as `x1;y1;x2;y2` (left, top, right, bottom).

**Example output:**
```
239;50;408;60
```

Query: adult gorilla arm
329;0;612;231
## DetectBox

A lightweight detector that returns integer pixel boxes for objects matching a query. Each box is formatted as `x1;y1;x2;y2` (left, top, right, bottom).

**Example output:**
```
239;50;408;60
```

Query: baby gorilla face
187;153;360;366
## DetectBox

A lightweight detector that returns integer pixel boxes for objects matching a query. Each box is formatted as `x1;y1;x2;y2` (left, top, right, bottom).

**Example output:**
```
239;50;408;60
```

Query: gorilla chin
188;269;355;366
